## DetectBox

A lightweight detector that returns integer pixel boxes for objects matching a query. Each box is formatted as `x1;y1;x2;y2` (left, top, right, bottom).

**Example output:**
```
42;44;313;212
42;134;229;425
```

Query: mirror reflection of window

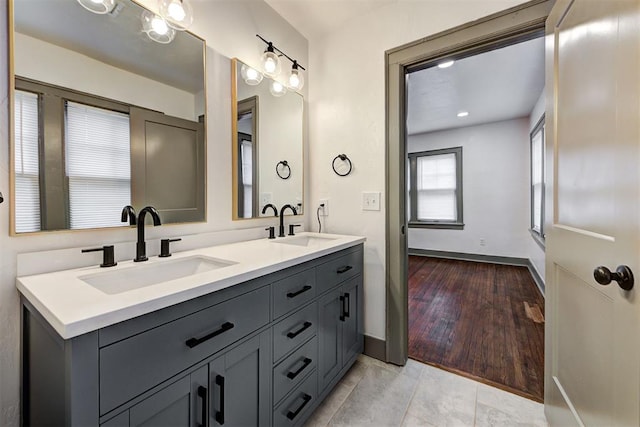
14;90;41;233
65;102;131;229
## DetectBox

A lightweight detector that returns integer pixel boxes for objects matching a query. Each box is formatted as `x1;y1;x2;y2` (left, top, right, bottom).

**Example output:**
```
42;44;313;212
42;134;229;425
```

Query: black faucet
134;206;162;262
278;204;297;237
261;203;278;217
121;205;137;225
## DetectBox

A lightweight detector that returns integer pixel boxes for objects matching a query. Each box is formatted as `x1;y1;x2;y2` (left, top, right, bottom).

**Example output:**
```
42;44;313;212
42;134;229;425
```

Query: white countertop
17;232;366;339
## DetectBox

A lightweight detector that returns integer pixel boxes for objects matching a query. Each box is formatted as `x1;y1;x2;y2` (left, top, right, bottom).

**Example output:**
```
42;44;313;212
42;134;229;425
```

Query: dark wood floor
408;256;545;402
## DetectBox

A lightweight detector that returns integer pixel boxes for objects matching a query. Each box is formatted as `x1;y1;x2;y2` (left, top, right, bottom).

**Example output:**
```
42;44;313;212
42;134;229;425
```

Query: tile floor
304;355;548;427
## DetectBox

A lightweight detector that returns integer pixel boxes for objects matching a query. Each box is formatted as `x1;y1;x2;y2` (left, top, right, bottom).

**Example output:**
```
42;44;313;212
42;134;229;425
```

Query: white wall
14;33;197;121
308;0;529;342
407;118;533;258
0;1;308;423
528;89;546;280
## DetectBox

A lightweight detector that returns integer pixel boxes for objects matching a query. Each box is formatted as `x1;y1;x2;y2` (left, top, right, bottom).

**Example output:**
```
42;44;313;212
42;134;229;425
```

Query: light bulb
240;64;263;86
142;11;176;44
270;80;287;97
76;0;116;14
287;66;304;91
261;48;281;77
159;0;194;30
438;60;455;69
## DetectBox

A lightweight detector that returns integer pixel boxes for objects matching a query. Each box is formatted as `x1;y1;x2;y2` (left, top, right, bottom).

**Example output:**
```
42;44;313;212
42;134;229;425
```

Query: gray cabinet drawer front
273;303;317;362
315;248;362;292
99;286;269;415
272;268;316;319
273;370;317;427
273;337;317;405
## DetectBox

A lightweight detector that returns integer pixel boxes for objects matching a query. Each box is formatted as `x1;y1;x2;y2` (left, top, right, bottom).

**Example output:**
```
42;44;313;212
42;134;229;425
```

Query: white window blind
240;139;253;218
65;101;130;229
531;129;543;232
14;90;41;233
416;153;457;221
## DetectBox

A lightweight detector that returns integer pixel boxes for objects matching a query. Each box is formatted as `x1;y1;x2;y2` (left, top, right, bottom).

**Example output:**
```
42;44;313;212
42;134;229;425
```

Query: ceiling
264;0;395;41
406;37;545;135
14;0;204;93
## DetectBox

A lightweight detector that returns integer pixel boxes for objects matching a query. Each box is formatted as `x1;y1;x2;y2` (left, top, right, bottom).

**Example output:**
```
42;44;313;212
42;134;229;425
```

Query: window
530;116;545;244
14;90;41;233
65;101;131;229
408;147;463;229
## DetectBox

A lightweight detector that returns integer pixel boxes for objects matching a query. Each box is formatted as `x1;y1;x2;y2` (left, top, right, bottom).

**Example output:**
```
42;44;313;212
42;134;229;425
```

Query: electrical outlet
479;238;486;246
319;199;329;216
362;192;381;211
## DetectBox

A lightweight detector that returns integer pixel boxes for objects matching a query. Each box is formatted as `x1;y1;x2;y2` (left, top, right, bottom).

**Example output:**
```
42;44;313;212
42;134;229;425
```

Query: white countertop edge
18;235;366;339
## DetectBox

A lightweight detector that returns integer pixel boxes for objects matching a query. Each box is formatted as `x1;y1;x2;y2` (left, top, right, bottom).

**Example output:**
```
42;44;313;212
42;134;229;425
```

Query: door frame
384;0;554;365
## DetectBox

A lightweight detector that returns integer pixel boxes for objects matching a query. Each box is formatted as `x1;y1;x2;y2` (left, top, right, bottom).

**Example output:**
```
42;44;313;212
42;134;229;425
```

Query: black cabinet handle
287;285;312;299
339;295;346;321
286;357;312;380
215;375;225;425
286;321;312;339
186;322;234;348
337;265;353;274
344;292;350;319
286;393;312;420
197;386;207;427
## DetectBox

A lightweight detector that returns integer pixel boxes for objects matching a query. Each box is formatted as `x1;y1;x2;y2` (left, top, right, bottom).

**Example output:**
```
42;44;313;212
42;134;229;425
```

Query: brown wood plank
408;256;545;402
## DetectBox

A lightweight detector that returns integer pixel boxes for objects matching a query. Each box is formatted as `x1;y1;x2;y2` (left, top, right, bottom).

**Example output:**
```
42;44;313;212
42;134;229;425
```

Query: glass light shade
261;51;281;77
158;0;194;30
76;0;116;14
287;68;304;91
270;80;287;97
142;11;176;44
240;64;264;86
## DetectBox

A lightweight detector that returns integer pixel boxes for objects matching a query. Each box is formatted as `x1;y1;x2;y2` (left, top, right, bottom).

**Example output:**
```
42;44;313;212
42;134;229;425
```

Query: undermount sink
272;235;338;247
80;255;237;295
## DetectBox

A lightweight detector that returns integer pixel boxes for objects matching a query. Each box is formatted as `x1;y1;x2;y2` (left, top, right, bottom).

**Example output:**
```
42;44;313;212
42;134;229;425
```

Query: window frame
530;115;545;248
408;146;464;229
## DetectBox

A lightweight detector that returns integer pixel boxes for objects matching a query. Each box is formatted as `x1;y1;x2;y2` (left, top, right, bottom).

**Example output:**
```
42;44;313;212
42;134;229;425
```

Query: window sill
409;221;465;230
529;229;546;250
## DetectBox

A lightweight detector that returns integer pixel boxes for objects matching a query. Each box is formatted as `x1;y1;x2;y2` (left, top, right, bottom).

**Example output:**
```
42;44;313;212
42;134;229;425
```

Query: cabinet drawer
315;249;362;293
273;303;317;362
272;268;316;319
99;286;270;415
273;369;317;427
273;337;317;405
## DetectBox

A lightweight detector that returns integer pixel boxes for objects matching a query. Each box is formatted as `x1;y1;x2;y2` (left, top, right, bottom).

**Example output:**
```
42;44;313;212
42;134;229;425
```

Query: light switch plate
362;192;380;211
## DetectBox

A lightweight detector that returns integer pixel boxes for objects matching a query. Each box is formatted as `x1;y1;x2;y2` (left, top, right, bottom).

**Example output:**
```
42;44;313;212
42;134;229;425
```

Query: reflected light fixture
270;80;287;97
241;64;264;86
457;111;469;117
76;0;116;14
158;0;194;31
438;60;455;69
142;10;176;44
256;35;306;92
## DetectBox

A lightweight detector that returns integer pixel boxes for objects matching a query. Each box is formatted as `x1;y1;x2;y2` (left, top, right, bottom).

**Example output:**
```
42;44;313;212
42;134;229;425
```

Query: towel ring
332;154;352;177
276;160;291;180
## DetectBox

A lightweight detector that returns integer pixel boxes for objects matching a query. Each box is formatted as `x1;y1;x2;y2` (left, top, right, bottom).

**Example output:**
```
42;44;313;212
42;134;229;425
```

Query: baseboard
363;335;386;361
409;248;545;297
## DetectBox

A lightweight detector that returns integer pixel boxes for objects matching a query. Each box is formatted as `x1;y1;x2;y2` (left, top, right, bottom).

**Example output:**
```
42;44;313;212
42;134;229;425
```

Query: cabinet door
317;287;343;393
342;277;363;365
209;330;271;426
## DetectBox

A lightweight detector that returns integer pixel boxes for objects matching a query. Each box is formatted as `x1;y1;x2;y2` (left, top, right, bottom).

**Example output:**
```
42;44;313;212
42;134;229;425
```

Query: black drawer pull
337;265;353;274
197;386;207;427
286;393;312;420
287;285;312;299
186;322;235;348
215;375;225;425
286;357;312;380
286;321;312;339
344;292;351;318
339;295;346;321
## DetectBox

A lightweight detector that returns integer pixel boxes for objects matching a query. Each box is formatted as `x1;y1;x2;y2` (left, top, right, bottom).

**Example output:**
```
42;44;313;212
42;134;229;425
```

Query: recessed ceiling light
457;111;469;118
438;60;455;69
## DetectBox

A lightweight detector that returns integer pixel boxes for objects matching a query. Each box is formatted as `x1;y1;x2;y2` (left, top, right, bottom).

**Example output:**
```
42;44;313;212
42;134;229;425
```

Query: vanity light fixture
438;60;455;69
457;111;469;117
158;0;194;31
76;0;116;14
141;10;176;44
256;34;306;91
240;64;264;86
270;80;287;97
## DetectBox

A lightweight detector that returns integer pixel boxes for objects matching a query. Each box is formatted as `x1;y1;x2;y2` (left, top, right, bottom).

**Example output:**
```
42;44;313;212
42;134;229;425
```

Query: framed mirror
232;59;303;220
10;0;206;234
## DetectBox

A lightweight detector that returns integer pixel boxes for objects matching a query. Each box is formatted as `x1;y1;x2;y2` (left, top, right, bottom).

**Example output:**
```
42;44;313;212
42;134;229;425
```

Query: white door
545;1;640;426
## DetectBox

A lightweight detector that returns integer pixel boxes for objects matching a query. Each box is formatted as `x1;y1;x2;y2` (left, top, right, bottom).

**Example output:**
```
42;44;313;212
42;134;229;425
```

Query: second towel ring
332;154;352;177
276;160;291;179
